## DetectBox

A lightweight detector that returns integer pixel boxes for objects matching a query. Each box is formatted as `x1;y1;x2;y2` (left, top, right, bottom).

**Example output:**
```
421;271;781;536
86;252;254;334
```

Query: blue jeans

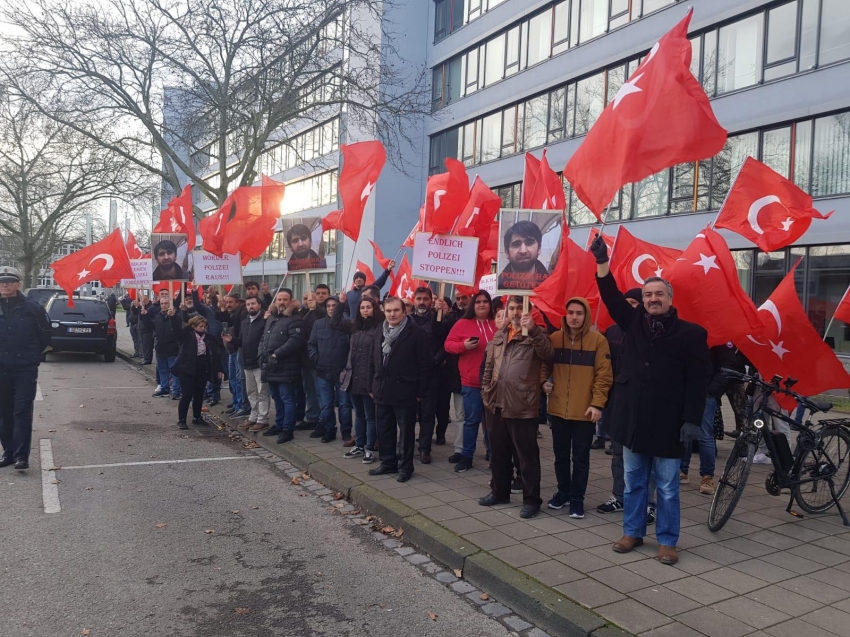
268;381;298;432
228;352;244;410
302;367;320;423
315;376;353;437
156;355;179;395
461;386;487;459
351;393;377;450
623;447;680;547
681;396;717;478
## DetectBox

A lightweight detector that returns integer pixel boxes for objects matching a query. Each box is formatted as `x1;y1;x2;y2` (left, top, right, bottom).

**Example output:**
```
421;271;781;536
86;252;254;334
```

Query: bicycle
707;369;850;532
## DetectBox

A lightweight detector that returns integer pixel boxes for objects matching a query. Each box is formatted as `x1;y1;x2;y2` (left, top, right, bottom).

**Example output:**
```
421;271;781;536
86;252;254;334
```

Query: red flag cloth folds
714;156;833;252
125;231;145;259
199;194;234;256
167;184;195;250
390;255;425;300
355;260;376;286
51;229;134;305
531;222;598;319
222;176;284;263
337;141;386;241
665;226;763;347
584;227;616;251
424;158;470;235
521;153;541;208
738;260;850;410
368;240;392;271
452;176;501;239
834;285;850;326
539;150;566;211
153;207;174;233
322;209;343;233
564;9;727;219
609;226;682;291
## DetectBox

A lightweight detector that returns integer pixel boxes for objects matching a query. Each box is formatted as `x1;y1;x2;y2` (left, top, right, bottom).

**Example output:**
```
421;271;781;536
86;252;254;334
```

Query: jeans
141;331;154;363
623;447;680;547
156;355;179;395
129;322;142;355
0;368;38;463
452;392;465;453
550;416;595;503
244;367;269;425
681;396;717;478
315;377;353;437
376;402;418;475
351;393;377;450
268;381;299;432
228;352;244;410
301;367;320;423
461;386;487;459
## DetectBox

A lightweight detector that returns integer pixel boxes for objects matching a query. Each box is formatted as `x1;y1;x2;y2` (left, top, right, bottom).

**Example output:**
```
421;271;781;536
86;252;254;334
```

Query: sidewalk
117;324;850;637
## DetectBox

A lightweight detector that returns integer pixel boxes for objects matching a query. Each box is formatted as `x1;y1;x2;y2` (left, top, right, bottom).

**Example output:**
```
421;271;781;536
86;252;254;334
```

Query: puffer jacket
541;297;613;422
346;327;376;395
481;322;554;419
444;317;497;388
259;309;305;384
308;312;350;382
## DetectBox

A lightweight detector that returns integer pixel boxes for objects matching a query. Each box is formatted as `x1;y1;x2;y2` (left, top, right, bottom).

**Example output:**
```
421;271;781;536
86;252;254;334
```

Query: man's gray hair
643;276;674;301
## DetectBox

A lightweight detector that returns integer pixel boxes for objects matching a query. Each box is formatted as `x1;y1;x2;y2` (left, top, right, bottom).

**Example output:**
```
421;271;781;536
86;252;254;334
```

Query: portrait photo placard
496;209;562;294
281;217;328;272
150;233;192;281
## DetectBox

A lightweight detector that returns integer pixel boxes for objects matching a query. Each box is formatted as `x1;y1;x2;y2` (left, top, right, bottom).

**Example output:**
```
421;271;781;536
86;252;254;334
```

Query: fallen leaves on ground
291;476;301;485
332;502;346;509
427;611;437;621
204;529;215;534
480;593;489;601
333;492;345;500
241;441;259;449
233;608;250;615
453;568;462;578
154;523;168;529
230;510;240;515
381;525;395;534
300;472;310;480
82;629;90;635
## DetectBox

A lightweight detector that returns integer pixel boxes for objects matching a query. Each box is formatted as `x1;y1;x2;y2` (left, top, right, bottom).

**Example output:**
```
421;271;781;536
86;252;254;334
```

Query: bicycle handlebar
720;368;827;414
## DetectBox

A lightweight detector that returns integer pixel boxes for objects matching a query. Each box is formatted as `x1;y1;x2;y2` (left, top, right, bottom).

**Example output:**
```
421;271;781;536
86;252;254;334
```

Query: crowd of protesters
114;241;756;567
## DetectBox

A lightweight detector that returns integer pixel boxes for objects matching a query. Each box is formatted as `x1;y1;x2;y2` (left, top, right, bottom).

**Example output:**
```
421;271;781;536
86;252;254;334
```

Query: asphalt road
2;353;512;637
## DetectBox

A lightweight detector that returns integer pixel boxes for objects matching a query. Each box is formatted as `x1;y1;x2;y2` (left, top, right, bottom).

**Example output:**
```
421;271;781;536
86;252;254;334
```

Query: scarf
195;331;207;355
644;307;676;339
381;316;408;366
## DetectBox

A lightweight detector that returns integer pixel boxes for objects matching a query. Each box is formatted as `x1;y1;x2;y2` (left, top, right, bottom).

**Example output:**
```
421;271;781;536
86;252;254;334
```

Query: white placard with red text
192;251;243;285
478;273;497;295
412;233;479;286
121;258;153;286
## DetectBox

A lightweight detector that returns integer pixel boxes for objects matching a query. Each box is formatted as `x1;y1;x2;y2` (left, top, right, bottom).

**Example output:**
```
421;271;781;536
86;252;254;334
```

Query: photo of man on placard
496;211;560;292
284;219;327;271
150;233;192;281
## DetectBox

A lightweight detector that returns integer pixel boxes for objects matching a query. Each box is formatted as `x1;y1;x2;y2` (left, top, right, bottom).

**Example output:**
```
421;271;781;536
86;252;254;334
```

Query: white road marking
39;439;61;514
58;456;260;470
62;387;155;390
35;381;43;401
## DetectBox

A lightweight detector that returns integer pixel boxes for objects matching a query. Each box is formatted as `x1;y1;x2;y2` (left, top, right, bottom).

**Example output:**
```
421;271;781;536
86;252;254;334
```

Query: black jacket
170;316;222;381
410;310;452;368
347;327;377;395
308;312;350;382
233;314;267;370
298;305;326;368
598;273;709;459
222;304;248;354
134;302;158;334
259;310;305;384
106;294;117;315
369;320;432;406
141;310;181;357
0;292;52;372
121;297;139;325
344;268;391;317
708;343;738;398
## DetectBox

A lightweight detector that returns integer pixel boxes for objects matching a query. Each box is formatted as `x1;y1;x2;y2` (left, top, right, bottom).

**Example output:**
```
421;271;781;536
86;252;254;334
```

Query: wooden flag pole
437;282;445;321
168;280;173;307
522;296;529;336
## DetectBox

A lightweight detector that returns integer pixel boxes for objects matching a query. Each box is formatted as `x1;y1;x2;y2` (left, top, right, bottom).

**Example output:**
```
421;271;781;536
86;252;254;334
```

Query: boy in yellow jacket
541;297;613;518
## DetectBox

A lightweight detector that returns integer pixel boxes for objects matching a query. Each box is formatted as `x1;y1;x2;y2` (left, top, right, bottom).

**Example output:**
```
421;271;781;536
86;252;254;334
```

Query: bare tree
0;0;430;217
0;95;151;286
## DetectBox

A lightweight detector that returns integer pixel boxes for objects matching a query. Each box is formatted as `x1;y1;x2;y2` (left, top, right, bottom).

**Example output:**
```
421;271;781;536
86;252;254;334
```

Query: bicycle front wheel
708;435;756;531
794;427;850;514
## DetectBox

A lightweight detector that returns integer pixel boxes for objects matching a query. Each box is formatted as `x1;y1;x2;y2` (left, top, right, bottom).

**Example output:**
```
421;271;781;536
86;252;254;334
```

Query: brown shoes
699;476;716;495
657;545;679;565
342;437;355;447
237;421;251;430
420;452;431;464
613;536;643;553
248;423;268;432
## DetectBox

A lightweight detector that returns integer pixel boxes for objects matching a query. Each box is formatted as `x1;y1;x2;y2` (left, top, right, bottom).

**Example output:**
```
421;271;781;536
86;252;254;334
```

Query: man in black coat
121;295;143;356
297;284;329;432
141;292;182;400
591;235;709;566
133;292;157;364
0;266;52;470
259;289;305;444
220;293;248;417
225;296;269;432
368;296;431;482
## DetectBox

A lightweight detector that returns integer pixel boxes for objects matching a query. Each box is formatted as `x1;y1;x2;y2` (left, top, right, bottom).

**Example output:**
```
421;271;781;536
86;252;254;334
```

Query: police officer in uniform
0;267;52;470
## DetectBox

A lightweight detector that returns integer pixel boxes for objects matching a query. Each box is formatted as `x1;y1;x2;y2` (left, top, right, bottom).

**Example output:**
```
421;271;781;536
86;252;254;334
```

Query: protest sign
478;273;497;296
150;233;192;281
281;217;328;272
496;209;561;294
412;233;478;286
121;259;153;287
192;251;243;285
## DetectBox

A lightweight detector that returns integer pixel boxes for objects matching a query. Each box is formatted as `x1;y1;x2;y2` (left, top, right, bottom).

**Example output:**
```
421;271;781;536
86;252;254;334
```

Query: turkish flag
665;226;763;346
167;184;195;250
521;153;541;208
390;255;425;300
222;176;284;263
153;207;174;233
531;222;598;319
51;229;134;305
425;158;470;235
738;259;850;409
520;151;565;210
482;221;501;263
834;284;850;325
199;194;234;256
564;9;727;218
355;260;376;286
125;231;145;259
402;206;428;248
610;226;682;291
368;240;392;272
714;156;833;252
453;176;501;238
584;227;616;251
336;141;386;241
322;209;343;233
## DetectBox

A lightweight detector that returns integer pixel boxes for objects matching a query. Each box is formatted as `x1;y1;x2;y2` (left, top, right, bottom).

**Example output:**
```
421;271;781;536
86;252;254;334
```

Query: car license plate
68;327;91;334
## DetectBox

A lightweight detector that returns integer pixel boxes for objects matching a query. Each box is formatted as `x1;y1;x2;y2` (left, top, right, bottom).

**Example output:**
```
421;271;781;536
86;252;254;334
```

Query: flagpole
273;271;289;299
824;282;850;342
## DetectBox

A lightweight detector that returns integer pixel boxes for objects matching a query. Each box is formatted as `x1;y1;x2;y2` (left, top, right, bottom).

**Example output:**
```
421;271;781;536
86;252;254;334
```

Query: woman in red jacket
445;291;497;472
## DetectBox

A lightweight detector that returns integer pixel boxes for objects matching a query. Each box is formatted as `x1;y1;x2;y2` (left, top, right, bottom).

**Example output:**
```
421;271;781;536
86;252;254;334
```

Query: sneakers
510;477;524;494
152;387;170;397
547;492;570;510
362;451;376;464
646;505;656;525
590;437;606;450
569;501;585;519
177;420;188;430
699;476;716;495
597;496;624;514
321;431;337;443
344;446;364;459
680;472;689;484
454;457;473;473
277;430;294;444
448;452;462;463
752;453;771;464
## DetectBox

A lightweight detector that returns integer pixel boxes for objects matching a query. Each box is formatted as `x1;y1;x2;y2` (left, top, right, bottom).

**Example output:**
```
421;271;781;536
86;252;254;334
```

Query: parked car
45;296;117;362
25;287;73;307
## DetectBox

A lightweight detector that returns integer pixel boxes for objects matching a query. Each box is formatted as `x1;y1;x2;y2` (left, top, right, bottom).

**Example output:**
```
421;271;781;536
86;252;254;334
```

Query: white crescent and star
612;41;660;111
361;181;374;201
77;253;115;280
747;195;794;235
433;189;447;210
693;253;720;275
630;254;664;285
746;299;791;360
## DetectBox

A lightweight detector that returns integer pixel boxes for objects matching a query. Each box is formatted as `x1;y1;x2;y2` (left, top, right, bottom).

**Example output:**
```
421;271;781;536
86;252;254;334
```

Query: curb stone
117;343;634;637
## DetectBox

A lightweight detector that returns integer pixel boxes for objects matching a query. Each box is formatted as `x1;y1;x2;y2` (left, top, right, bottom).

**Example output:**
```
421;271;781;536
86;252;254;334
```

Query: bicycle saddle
807;398;833;413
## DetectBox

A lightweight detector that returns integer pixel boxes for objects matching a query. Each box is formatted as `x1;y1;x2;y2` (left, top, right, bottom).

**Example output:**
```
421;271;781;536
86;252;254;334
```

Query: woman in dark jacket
171;314;223;430
342;297;381;463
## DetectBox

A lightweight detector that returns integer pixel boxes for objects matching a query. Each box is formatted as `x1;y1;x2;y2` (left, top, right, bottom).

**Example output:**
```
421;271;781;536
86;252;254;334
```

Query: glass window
451;0;465;31
711;132;759;208
467;0;481;21
632;170;669;218
794;119;813;191
606;65;625;106
716;15;763;94
732;250;754;295
702;30;717;96
578;0;607;43
548;87;566;143
761;127;792;177
505;26;521;76
484;34;505;86
570;0;580;46
811;113;850;197
641;0;675;16
522;94;548;150
610;0;629;29
574;72;605;136
765;1;798;81
502;106;517;155
569;188;597;225
527;10;552;68
478;113;501;163
820;0;850;65
435;0;448;40
431;67;443;108
809;245;850;350
670;163;695;214
799;0;818;71
461;122;476;166
553;1;570;54
754;251;787;306
446;57;463;104
465;48;479;93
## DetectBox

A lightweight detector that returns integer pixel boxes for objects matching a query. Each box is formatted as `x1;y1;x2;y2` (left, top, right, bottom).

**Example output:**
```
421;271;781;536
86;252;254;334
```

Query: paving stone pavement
117;326;850;636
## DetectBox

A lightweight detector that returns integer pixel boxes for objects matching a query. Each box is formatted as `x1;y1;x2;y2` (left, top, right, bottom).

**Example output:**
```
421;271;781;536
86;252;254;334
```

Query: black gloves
590;234;609;264
680;422;700;448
